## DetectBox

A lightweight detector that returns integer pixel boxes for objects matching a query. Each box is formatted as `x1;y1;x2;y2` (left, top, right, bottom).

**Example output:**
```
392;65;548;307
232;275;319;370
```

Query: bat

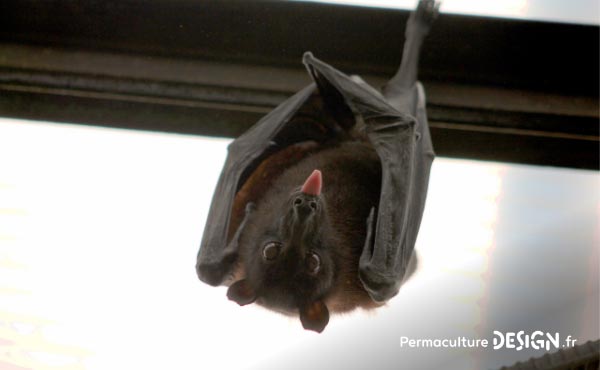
196;0;439;333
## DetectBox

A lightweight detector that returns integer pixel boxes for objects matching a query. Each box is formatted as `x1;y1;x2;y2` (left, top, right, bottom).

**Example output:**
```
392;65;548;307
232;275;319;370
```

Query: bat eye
306;252;321;274
262;242;281;261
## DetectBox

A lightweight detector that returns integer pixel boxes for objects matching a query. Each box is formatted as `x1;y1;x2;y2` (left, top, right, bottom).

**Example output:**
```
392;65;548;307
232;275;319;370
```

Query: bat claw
417;0;440;20
408;0;440;36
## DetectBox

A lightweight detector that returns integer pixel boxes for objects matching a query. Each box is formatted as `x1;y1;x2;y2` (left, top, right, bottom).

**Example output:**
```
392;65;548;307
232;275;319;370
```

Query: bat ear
300;300;330;333
226;279;257;306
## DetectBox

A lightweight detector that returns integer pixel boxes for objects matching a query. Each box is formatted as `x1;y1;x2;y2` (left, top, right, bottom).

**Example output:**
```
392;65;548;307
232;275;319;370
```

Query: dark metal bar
1;0;597;95
1;78;596;169
0;1;598;169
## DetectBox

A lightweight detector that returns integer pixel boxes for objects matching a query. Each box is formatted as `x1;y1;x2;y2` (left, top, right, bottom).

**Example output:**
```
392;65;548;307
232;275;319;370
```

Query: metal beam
0;1;598;169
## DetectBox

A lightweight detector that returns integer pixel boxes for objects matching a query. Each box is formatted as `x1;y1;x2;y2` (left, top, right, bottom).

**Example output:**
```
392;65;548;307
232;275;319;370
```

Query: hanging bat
196;0;439;333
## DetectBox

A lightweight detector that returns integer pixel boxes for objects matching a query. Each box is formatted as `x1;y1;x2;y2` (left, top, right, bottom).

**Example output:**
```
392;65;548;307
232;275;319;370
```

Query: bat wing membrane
303;53;434;303
197;85;318;286
197;0;435;295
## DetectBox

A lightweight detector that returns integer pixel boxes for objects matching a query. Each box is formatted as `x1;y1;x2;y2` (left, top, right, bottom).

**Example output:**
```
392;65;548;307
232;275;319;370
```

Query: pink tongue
301;170;322;196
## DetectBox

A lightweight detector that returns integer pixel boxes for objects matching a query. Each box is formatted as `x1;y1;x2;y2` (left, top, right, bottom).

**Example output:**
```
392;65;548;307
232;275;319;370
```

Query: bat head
228;169;334;332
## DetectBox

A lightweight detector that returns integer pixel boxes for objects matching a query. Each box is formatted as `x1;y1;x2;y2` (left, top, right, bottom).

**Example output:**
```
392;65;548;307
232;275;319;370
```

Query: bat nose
292;194;321;227
293;195;319;215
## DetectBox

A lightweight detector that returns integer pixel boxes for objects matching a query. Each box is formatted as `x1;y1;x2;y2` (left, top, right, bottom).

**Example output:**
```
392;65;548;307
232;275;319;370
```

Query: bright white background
293;0;600;25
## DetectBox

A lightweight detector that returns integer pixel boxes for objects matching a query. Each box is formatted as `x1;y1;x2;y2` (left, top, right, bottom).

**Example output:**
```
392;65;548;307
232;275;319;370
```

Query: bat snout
292;194;320;219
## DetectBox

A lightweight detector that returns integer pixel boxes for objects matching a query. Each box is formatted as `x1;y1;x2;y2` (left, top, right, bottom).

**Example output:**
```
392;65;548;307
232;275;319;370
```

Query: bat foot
408;0;440;36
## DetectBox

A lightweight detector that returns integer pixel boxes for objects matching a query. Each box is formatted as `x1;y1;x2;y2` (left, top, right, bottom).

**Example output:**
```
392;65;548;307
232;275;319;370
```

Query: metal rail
0;1;598;169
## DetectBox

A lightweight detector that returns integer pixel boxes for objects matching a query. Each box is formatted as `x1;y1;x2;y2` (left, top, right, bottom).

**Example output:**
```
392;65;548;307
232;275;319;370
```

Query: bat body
196;0;439;332
234;139;382;315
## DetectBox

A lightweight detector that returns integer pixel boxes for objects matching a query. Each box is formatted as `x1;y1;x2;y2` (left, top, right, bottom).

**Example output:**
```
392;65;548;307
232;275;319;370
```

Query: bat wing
197;85;309;285
304;0;437;302
197;2;436;295
198;55;433;295
303;45;434;303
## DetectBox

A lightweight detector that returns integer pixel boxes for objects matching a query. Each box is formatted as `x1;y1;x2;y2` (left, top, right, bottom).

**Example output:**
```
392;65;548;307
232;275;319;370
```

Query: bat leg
383;0;440;109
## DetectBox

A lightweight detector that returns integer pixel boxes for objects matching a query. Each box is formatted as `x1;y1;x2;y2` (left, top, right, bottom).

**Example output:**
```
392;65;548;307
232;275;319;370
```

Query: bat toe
409;0;440;36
